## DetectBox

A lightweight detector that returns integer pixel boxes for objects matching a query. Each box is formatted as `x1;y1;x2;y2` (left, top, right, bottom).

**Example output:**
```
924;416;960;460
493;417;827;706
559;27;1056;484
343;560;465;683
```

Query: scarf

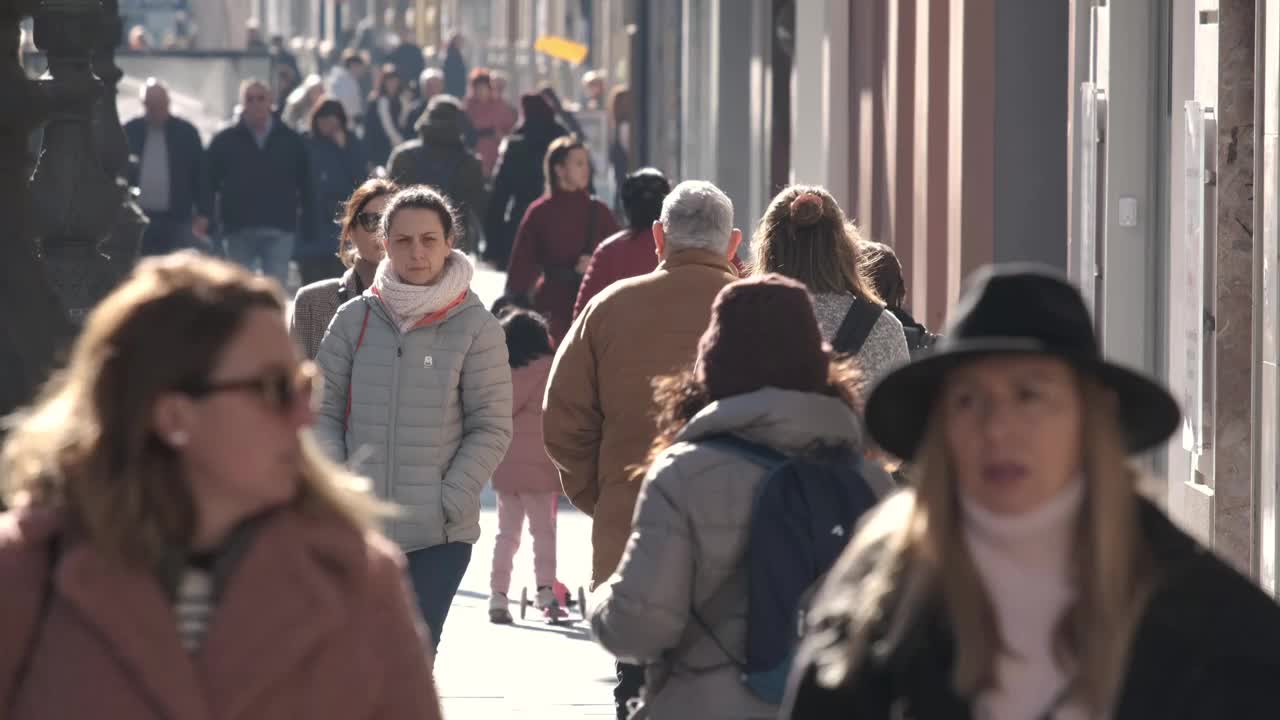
372;250;474;333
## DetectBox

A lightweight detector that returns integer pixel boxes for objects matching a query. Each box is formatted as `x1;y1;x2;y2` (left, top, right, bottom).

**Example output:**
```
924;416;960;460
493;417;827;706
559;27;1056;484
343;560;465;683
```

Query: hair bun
789;192;825;228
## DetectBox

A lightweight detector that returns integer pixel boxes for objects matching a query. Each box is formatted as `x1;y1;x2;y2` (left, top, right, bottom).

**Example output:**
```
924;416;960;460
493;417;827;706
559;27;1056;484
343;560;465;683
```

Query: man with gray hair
542;180;742;719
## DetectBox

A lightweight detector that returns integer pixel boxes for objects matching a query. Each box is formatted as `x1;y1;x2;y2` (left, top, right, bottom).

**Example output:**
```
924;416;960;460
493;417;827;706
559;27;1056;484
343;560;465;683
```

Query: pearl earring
168;430;190;447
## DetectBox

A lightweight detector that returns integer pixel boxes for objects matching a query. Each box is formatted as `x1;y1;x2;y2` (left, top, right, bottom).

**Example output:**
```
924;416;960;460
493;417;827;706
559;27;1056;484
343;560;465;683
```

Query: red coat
492;355;560;495
0;506;442;720
574;228;747;319
505;191;621;341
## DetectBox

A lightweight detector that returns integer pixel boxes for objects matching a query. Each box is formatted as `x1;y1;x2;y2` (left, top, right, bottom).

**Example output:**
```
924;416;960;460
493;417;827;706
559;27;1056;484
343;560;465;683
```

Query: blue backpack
692;435;887;705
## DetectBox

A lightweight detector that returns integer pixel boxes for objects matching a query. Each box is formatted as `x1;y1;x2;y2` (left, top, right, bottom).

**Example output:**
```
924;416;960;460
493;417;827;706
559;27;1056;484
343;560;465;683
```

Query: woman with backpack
855;239;940;357
752;186;908;382
504;135;620;342
0;253;442;719
312;185;513;651
783;265;1280;719
589;274;889;720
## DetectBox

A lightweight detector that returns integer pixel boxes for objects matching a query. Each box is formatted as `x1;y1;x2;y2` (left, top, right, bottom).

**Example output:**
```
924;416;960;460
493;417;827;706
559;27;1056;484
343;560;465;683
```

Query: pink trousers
490;491;558;594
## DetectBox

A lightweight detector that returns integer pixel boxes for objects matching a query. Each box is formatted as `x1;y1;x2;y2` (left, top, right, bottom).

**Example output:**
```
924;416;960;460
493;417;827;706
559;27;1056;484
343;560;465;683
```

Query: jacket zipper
387;343;402;508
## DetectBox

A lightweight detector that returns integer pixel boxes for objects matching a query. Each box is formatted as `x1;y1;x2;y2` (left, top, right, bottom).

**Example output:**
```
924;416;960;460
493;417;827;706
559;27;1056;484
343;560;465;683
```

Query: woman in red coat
504;136;620;341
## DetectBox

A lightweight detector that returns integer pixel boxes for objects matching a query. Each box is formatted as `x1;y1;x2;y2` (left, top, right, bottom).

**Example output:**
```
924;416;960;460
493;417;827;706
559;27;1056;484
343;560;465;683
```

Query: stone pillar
1212;0;1257;576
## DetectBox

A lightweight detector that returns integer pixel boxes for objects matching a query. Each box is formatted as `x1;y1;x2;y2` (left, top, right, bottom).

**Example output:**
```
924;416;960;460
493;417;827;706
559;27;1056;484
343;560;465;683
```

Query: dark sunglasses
181;362;317;414
355;210;381;233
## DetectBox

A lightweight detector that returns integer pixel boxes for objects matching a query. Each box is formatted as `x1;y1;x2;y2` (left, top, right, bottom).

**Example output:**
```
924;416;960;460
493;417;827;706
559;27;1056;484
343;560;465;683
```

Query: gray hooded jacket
313;289;513;551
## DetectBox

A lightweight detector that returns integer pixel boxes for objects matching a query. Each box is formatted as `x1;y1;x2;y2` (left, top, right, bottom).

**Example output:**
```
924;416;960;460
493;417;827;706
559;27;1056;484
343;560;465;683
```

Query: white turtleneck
962;478;1090;720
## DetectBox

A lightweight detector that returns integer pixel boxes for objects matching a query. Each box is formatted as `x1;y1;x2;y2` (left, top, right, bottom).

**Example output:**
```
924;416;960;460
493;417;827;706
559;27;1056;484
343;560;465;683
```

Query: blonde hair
828;375;1156;713
1;253;384;573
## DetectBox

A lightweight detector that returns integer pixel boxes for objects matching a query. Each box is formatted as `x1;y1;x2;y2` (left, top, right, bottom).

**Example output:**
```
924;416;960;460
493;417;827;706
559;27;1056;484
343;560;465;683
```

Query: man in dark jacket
124;79;207;255
205;79;312;288
387;95;487;253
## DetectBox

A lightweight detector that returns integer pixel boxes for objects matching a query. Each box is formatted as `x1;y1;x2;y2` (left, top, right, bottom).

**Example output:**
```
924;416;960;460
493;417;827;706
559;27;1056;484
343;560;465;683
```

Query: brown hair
337;178;399;266
827;374;1156;714
379;185;461;244
857;240;906;309
469;67;493;89
636;357;865;480
752;185;883;304
608;85;632;126
544;135;587;195
1;253;383;574
307;96;348;138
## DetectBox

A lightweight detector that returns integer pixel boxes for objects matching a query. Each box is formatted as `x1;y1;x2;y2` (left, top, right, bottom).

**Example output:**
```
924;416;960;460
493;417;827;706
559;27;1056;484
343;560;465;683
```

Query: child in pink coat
488;309;563;622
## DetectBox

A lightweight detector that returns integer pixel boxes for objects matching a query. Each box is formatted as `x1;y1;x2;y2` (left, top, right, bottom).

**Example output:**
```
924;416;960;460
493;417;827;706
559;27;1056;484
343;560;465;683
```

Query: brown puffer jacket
542;248;737;588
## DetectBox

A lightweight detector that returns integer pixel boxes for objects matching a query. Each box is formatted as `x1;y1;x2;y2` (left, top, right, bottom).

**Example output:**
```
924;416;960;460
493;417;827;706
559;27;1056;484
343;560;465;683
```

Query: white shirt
138;124;170;212
962;479;1091;720
326;66;364;126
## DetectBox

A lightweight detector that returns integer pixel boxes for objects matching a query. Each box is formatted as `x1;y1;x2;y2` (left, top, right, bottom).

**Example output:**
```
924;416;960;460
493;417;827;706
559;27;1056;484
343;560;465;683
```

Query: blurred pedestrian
363;65;412;170
464;69;516;178
607;85;632;209
753;186;908;382
124;78;208;255
298;99;369;286
581;69;607;111
290;178;394;360
491;71;519;128
856;239;940;356
387;96;487;254
313;186;513;650
283;74;326;131
505;136;620;341
442;33;468;100
406;67;446;129
782;264;1280;719
487;309;563;624
269;34;301;79
591;275;880;720
543;180;742;719
573;167;671;317
245;18;267;52
127;25;150;51
483;93;570;269
0;253;443;719
206;79;312;288
326;50;369;129
386;34;427;94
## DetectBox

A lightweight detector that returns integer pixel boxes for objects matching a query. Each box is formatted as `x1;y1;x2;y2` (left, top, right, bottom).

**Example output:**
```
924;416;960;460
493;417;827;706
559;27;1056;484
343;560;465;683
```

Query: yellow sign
535;35;590;65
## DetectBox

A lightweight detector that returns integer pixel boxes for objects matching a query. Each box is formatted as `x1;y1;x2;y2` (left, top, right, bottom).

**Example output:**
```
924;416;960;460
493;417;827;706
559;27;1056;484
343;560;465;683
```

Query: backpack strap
343;304;372;432
832;297;885;356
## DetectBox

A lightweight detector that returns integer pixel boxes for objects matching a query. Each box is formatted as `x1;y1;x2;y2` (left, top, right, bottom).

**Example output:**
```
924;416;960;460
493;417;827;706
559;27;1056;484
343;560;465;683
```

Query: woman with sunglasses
291;178;398;360
313;185;513;651
0;253;443;719
783;265;1280;719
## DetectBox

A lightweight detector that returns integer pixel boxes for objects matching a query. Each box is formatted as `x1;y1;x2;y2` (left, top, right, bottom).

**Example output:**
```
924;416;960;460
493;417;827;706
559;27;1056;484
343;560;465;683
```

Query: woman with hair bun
752;185;909;383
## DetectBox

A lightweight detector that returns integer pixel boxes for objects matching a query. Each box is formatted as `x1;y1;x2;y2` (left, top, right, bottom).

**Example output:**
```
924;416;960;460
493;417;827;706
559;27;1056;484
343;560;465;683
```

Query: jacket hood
675;387;863;453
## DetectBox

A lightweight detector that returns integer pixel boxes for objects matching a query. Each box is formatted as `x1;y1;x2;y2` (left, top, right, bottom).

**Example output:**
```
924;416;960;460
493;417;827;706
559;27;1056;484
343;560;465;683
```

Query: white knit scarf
372;250;474;333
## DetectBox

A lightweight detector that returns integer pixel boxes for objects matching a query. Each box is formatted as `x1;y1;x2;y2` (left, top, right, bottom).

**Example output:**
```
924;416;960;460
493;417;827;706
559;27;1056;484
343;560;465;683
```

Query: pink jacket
492;355;561;495
465;96;517;177
0;506;442;720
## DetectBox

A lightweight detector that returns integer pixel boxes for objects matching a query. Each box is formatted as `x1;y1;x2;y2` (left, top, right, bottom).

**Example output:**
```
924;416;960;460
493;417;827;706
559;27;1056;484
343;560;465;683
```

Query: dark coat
363;95;409;170
205;120;312;235
782;498;1280;719
123;116;205;220
302;133;369;260
387;112;487;253
482;119;570;268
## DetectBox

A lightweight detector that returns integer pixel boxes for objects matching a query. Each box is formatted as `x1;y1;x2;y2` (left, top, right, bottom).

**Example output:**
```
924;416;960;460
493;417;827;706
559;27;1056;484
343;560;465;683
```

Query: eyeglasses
355;211;381;233
181;362;317;414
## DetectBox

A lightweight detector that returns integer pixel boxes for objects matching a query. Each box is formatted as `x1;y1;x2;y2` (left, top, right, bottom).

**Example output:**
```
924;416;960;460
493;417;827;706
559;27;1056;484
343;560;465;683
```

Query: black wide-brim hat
865;264;1181;461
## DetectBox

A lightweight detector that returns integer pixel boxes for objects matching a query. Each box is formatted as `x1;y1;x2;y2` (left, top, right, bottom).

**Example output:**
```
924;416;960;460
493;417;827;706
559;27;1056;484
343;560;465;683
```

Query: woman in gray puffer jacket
314;186;513;650
590;274;889;720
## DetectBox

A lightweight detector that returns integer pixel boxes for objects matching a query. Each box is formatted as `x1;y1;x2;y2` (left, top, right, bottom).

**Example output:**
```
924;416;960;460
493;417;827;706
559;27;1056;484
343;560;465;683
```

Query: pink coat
465;96;517;177
492;355;561;495
0;506;442;720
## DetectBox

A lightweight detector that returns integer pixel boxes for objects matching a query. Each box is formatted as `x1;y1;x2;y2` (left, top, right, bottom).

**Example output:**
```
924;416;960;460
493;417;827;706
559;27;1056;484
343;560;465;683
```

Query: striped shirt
175;566;215;652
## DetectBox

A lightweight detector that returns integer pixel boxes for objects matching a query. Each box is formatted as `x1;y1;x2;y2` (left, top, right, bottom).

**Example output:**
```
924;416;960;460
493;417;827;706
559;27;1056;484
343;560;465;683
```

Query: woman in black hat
782;264;1280;719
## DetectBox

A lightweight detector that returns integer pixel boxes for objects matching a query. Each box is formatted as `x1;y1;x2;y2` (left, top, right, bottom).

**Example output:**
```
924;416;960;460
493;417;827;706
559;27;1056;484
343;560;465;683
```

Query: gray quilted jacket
312;289;513;551
589;388;891;720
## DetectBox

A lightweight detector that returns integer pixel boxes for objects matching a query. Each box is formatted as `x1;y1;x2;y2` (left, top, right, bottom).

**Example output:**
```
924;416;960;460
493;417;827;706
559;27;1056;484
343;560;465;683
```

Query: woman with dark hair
483;93;571;269
856;239;939;356
589;274;879;720
753;185;909;382
313;186;513;651
290;177;398;359
297;97;369;286
1;253;442;718
486;310;565;624
504;136;620;341
572;167;671;317
363;64;411;169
